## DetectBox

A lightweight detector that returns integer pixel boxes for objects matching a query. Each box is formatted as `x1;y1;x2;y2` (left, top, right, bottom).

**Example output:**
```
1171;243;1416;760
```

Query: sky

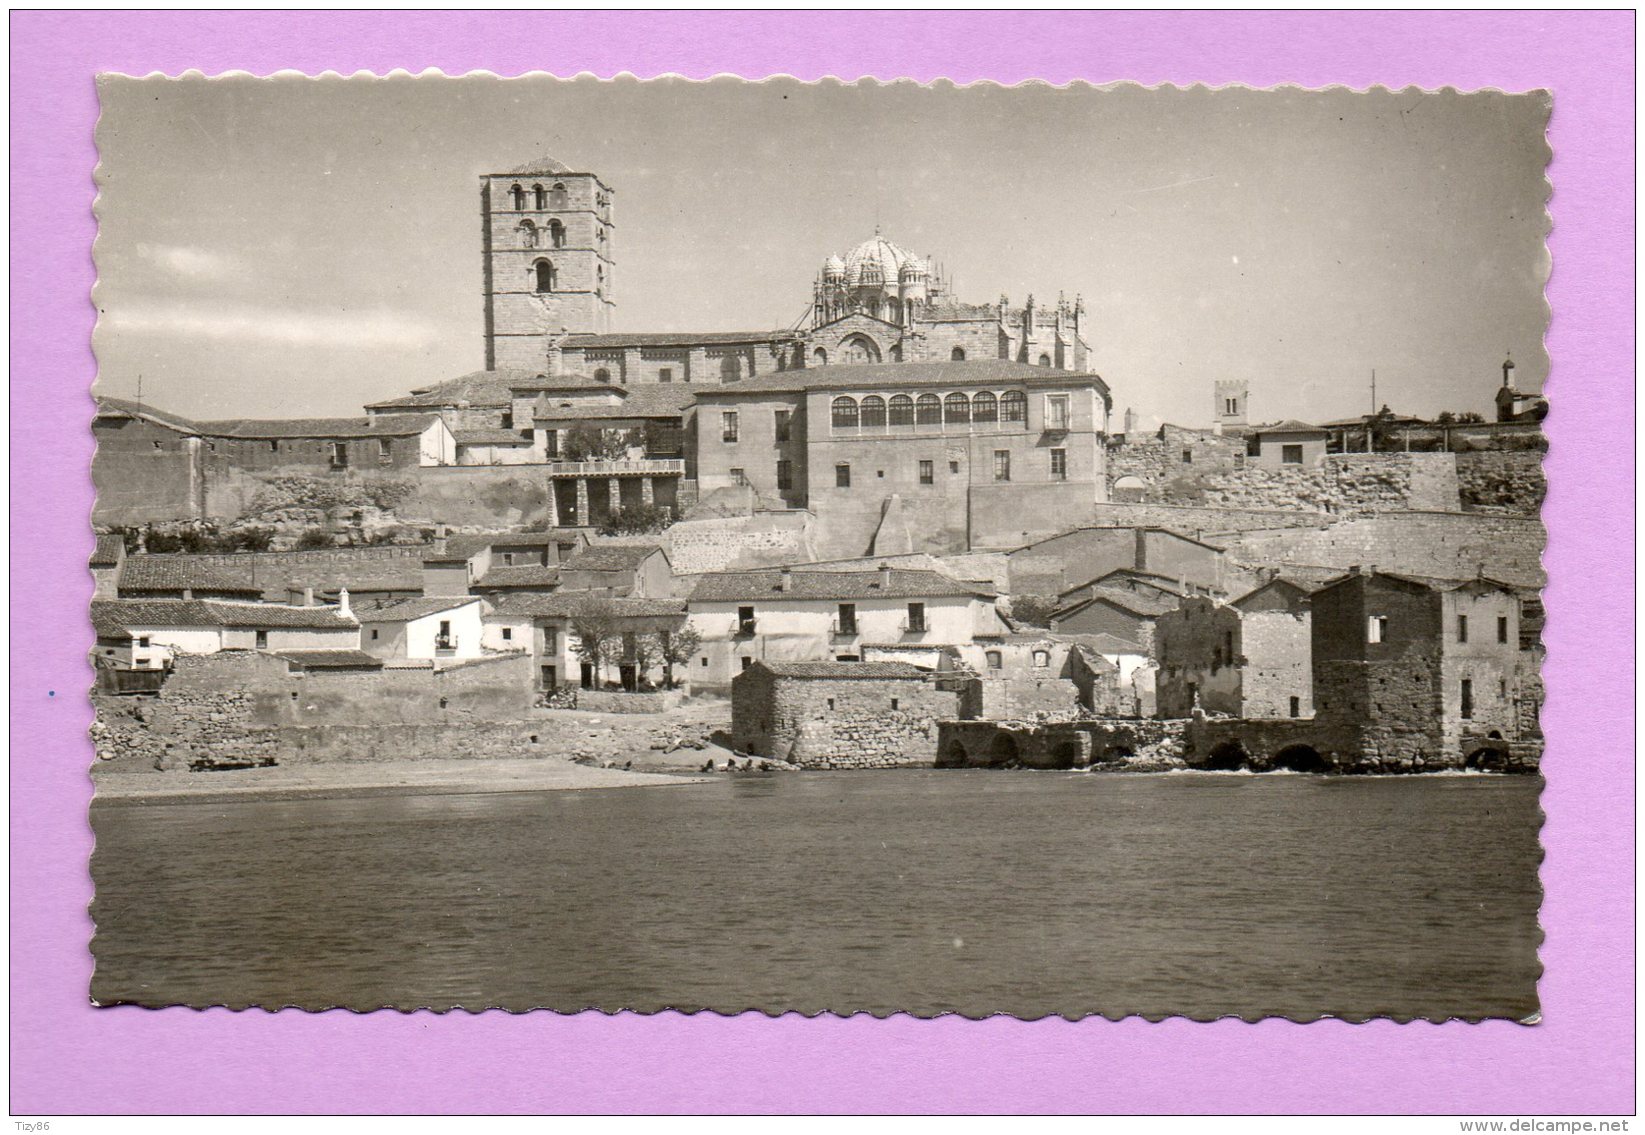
93;76;1551;428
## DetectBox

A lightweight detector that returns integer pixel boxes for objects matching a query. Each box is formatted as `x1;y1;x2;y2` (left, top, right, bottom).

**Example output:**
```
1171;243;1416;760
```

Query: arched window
1000;390;1027;423
944;392;970;424
841;334;881;365
597;265;605;295
518;220;538;249
888;297;902;324
549;182;569;209
860;395;887;428
533;260;555;293
889;344;903;362
1038;353;1052;367
720;355;742;382
888;394;915;426
812;347;828;366
831;396;859;430
915;393;942;426
951;347;967;361
593;368;612;384
533;184;547;210
972;391;998;423
548;219;565;248
509;184;525;210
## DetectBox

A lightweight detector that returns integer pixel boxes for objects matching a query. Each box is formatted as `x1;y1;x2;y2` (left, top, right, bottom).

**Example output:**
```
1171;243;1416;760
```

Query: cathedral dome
508;156;574;175
843;233;918;290
822;254;846;280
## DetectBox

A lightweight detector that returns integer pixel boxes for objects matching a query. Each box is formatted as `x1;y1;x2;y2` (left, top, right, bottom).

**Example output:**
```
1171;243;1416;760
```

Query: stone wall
1220;512;1547;587
573;688;685;714
1104;448;1460;518
732;670;956;768
1089;501;1321;539
1107;428;1247;488
937;718;1191;770
957;675;1081;720
1455;450;1547;517
659;512;816;574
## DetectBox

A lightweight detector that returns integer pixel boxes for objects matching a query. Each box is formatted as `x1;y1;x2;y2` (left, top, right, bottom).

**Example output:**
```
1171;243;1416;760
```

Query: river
90;770;1542;1020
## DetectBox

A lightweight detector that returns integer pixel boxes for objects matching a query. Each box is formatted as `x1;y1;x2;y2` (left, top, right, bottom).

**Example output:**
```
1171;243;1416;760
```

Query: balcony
549;458;686;477
734;619;759;639
898;618;930;636
830;620;860;640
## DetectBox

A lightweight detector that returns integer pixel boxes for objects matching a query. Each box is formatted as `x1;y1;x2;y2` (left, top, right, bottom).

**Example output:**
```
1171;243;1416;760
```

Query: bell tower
481;157;615;371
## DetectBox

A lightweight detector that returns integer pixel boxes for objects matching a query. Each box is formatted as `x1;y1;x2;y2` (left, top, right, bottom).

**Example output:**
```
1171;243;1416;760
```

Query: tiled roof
93;396;202;435
89;534;126;568
195;415;440;439
453;428;534;446
1069;632;1148;656
424;529;588;565
117;556;266;596
1230;578;1316;609
91;599;356;633
486;594;687;619
1051;587;1179;622
564;543;666;572
919;302;1001;321
356;596;482;623
563;331;799;348
362;370;523;410
1251;419;1326;434
533;385;694;420
688;567;992;603
692;359;1104;397
477;564;562;588
756;660;930;680
503;156;574;175
269;649;385;670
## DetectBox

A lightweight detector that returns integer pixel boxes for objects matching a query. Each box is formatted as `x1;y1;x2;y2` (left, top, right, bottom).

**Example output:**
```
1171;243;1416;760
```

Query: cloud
101;299;444;350
133;243;238;280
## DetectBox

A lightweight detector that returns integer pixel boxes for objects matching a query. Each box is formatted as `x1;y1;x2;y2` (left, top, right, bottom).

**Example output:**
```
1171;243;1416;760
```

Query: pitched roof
476;564;562;589
453;428;534;446
486;594;687;619
503;156;574;176
195;415;441;439
1051;586;1180;622
116;555;266;596
93;396;202;435
1230;578;1315;609
532;385;694;420
693;359;1106;397
1251;419;1327;434
563;543;666;572
356;596;482;623
269;649;385;670
688;567;992;603
423;529;589;565
920;302;1002;322
564;331;799;348
362;370;523;411
1069;632;1149;655
91;598;357;634
89;534;126;568
204;601;358;628
756;660;930;680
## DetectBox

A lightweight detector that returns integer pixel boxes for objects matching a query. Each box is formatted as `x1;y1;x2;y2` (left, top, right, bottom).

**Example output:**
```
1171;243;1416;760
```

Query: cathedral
478;156;1092;382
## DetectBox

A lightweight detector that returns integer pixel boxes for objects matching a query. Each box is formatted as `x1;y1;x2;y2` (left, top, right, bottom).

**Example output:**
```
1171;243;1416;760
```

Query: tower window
533;184;547;210
774;409;791;442
534;260;556;293
1038;353;1052;367
548;219;565;248
776;460;792;491
1045;394;1069;430
593;368;611;384
1498;616;1509;644
518;220;538;248
509;183;525;210
1225;398;1239;416
721;411;739;443
720;355;741;382
919;459;934;485
1457;614;1469;643
951;347;966;361
1460;679;1474;719
658;367;673;384
549;183;568;209
1367;615;1388;644
377;438;392;464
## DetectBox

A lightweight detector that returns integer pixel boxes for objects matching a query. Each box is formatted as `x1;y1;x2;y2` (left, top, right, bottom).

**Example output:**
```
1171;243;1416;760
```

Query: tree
562;424;630;463
1435;411;1457;425
631;632;662;690
657;624;700;690
1454;411;1486;424
293;528;335;551
599;502;672;536
568;596;622;687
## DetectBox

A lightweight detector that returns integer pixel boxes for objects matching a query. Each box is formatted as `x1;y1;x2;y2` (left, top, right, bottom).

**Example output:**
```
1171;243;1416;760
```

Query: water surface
90;770;1542;1019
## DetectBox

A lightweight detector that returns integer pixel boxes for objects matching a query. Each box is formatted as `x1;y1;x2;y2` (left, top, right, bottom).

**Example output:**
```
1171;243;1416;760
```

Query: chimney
1134;529;1149;572
289;586;314;608
1350;564;1376;577
181;587;193;600
777;567;792;593
337;587;352;619
879;562;893;590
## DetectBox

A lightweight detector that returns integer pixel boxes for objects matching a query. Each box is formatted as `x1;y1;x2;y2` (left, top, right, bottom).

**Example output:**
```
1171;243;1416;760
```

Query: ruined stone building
1155;577;1314;720
1310;568;1526;764
731;660;956;768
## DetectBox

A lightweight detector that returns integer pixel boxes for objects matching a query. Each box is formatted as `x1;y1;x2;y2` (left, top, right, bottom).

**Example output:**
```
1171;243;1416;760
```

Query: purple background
10;11;1634;1115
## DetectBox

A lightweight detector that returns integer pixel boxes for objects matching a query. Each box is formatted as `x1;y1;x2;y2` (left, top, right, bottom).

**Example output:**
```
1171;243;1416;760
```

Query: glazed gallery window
888;395;915;426
1050;448;1067;480
1000;390;1027;423
919;459;934;485
971;391;997;423
993;450;1011;482
1045;394;1069;430
835;463;851;488
914;393;942;426
860;395;887;428
832;396;859;430
721;412;739;443
944;392;970;424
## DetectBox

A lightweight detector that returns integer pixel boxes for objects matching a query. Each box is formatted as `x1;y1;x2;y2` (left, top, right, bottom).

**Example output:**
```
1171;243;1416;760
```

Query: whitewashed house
90;597;361;670
357;596;486;663
685;564;1002;689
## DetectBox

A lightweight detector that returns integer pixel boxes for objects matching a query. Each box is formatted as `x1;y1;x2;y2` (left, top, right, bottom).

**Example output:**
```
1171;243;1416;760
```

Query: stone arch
988;732;1020;768
532;259;556;293
940;738;970;768
1204;740;1249;771
840;333;881;365
1100;742;1136;765
1112;475;1147;502
1053;739;1086;769
1465;744;1510;772
1271;744;1328;773
951;346;967;361
812;347;828;366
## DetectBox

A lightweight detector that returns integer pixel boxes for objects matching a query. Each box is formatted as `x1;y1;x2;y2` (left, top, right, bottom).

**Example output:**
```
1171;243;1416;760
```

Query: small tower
1501;354;1516;389
480;156;615;371
1214;380;1249;433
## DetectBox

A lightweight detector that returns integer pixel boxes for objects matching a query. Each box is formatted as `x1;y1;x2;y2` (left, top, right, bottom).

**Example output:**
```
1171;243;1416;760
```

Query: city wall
1219;512;1547;588
1455;450;1547;517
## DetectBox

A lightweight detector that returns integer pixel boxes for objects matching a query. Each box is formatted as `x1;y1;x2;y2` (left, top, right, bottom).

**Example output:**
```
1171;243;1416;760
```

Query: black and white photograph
87;75;1548;1020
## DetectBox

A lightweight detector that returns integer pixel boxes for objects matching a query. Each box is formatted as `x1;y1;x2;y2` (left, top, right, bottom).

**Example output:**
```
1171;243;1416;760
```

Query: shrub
292;528;336;550
599;503;673;536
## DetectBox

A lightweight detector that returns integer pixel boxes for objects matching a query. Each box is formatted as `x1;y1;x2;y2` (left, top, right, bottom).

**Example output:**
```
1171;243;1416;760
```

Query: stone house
357;596;486;663
1047;585;1180;654
1245;420;1329;470
482;593;688;691
89;534;127;600
422;529;591;596
91;397;211;526
90;597;361;671
1311;568;1524;765
730;660;958;768
1155;578;1314;720
1006;525;1231;599
685;564;1002;689
195;414;457;472
555;542;674;597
